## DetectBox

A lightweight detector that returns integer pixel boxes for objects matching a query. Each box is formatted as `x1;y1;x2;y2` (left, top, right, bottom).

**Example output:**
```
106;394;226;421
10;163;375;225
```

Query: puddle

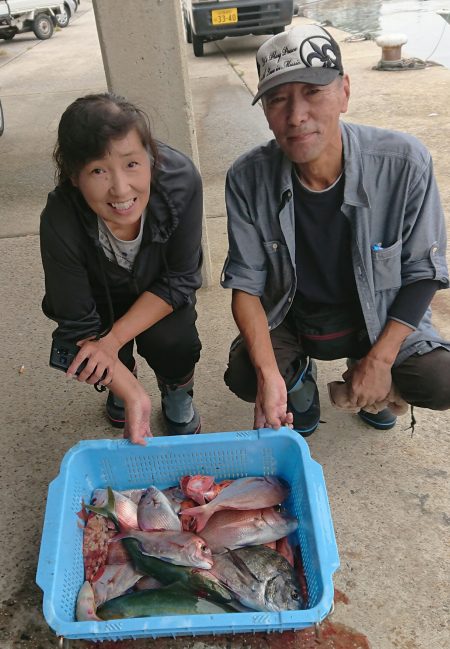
298;0;450;67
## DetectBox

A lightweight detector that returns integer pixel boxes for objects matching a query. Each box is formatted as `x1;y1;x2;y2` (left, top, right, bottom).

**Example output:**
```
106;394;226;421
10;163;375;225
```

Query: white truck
0;0;64;40
182;0;294;57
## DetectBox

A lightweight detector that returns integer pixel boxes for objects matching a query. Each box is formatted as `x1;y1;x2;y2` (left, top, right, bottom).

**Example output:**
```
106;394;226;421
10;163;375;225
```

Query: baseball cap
252;24;344;105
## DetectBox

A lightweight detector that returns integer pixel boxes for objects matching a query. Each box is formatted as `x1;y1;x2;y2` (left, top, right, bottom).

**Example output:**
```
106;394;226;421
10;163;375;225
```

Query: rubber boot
287;358;320;437
157;372;201;435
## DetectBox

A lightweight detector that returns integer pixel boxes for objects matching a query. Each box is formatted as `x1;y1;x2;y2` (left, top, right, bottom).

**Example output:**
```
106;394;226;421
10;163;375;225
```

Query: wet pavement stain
73;619;371;649
333;588;350;605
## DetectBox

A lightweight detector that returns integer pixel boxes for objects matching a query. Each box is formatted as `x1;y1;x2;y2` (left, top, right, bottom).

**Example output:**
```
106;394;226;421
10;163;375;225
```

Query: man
221;24;450;435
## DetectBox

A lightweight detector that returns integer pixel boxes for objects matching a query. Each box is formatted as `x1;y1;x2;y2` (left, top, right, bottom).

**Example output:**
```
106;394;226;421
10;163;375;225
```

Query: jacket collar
341;121;370;209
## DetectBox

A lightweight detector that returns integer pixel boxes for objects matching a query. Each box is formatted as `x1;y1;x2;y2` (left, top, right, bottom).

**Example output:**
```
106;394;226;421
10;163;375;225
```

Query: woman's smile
108;197;138;215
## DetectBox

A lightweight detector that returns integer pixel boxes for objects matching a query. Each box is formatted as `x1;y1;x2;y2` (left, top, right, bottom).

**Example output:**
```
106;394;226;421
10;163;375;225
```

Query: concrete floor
0;3;449;648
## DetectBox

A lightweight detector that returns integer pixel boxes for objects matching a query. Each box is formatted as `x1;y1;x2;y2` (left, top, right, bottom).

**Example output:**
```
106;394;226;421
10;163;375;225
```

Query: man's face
262;76;350;166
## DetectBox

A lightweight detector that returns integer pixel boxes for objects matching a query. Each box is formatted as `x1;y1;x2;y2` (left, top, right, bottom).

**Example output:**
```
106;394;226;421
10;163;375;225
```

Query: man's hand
343;319;414;410
67;331;122;384
343;355;392;410
253;370;294;430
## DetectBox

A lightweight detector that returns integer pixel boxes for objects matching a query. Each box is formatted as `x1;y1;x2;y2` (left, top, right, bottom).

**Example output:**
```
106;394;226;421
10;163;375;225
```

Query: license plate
211;8;238;26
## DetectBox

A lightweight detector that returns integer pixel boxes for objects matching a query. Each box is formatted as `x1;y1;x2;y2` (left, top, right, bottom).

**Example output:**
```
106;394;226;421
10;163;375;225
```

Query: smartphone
49;337;88;375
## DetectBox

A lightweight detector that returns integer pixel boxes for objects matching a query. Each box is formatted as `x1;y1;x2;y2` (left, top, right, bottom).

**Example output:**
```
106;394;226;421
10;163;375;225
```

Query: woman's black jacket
40;142;203;343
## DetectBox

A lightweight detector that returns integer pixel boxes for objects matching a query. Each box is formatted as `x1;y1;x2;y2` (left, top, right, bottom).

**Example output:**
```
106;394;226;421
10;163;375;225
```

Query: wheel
0;30;15;40
184;14;192;44
56;5;70;28
192;34;204;57
0;100;4;137
33;13;54;39
273;26;285;35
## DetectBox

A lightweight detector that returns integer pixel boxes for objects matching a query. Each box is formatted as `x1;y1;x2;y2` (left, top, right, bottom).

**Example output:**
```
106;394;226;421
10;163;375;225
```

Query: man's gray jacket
221;121;449;365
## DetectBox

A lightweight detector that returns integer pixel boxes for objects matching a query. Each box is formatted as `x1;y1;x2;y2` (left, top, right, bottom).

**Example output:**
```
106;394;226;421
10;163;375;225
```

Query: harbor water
298;0;450;68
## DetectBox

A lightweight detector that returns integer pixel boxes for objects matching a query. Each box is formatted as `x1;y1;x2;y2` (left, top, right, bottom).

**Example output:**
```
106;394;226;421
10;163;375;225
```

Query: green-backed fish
123;538;233;605
96;583;235;620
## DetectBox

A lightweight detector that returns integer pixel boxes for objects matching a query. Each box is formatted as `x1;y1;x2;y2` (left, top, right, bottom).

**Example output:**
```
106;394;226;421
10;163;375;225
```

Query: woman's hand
66;331;122;384
253;370;294;430
99;362;152;445
123;389;152;446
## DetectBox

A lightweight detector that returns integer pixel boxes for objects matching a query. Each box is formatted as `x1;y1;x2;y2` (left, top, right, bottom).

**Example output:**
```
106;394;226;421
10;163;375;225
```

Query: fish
180;474;215;504
161;486;185;514
120;488;146;505
180;499;199;531
203;479;233;503
76;580;101;621
276;535;295;567
106;535;131;565
180;498;197;511
181;476;289;532
82;513;110;582
90;487;139;530
135;575;163;590
137;486;181;531
199;507;298;553
91;562;143;607
294;545;309;605
96;583;235;620
112;529;213;569
209;545;304;612
123;538;234;605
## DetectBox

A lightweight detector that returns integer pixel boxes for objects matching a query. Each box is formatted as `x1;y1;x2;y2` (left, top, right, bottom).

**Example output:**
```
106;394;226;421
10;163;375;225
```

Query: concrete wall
92;0;212;285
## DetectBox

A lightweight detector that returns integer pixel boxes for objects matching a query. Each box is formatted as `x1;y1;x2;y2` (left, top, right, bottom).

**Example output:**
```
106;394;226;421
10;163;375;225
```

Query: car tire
193;34;204;57
184;15;193;44
33;13;54;40
0;30;15;40
56;5;70;28
0;100;4;137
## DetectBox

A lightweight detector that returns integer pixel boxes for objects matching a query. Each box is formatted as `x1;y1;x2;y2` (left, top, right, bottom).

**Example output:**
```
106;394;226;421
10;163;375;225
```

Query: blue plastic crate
36;428;339;642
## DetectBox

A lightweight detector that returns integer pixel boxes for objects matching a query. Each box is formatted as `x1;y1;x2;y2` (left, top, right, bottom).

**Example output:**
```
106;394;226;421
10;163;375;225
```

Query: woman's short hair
53;92;158;185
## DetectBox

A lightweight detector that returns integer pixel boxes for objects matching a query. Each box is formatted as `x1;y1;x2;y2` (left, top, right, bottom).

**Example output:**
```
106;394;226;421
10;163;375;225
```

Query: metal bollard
374;33;408;69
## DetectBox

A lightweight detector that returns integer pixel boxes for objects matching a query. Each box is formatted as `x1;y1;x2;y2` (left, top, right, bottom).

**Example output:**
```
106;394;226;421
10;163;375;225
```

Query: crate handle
36;474;65;590
309;459;340;573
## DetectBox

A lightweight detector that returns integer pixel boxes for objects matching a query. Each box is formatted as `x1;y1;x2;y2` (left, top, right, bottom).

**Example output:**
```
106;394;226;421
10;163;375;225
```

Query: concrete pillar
92;0;212;286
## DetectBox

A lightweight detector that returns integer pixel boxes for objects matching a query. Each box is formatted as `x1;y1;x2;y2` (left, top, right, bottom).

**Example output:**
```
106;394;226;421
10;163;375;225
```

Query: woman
40;92;203;445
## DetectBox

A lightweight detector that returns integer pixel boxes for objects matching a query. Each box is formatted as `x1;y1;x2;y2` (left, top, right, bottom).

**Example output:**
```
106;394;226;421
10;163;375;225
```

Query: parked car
182;0;294;57
55;0;79;28
0;1;64;40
